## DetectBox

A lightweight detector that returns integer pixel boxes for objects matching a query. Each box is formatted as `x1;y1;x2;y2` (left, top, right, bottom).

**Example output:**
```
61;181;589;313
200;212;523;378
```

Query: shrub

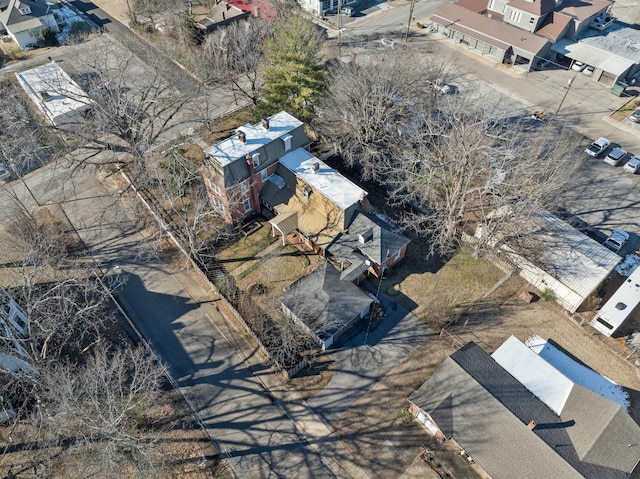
395;408;414;426
38;27;58;46
540;288;555;302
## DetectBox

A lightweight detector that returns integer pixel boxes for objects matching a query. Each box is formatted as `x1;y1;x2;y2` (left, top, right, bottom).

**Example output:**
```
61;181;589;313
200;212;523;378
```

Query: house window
260;169;268;182
243;199;251;212
208;178;221;195
529;17;535;24
509;9;521;22
488;0;495;10
241;180;249;194
213;196;225;214
252;153;260;167
282;134;293;152
394;249;401;261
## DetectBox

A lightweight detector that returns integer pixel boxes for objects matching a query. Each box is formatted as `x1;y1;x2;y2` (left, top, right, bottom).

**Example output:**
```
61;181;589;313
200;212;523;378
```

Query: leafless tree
148;146;236;265
59;47;196;179
318;53;583;257
126;0;181;26
1;202;116;364
0;80;58;180
199;17;272;106
38;344;166;478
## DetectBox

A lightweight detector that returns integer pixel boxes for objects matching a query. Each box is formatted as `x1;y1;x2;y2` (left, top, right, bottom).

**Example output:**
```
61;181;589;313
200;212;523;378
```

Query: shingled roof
408;342;640;479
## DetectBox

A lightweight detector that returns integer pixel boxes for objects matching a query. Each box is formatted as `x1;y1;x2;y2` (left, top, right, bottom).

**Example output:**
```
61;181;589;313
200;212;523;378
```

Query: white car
603;229;629;253
379;38;396;48
583;66;595;76
623;155;640;174
585;137;610;157
604;147;627;166
571;61;585;71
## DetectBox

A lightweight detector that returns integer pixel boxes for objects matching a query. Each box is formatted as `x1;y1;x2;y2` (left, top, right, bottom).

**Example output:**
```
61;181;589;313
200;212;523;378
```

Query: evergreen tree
258;13;326;119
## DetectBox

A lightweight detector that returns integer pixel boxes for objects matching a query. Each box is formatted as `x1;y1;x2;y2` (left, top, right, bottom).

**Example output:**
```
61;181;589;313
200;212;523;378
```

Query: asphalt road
0;163;337;479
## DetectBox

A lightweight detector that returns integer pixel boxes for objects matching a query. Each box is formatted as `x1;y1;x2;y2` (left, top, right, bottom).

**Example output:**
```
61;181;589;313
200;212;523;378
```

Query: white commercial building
15;61;91;129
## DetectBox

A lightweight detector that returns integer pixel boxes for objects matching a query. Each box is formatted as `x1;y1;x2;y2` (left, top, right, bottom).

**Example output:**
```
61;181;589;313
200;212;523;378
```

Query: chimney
262;118;270;130
312;162;320;173
527;420;536;431
237;130;246;143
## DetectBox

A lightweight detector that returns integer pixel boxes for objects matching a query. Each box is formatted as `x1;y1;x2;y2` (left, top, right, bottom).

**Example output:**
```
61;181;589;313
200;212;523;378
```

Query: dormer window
252;153;260;167
19;6;32;14
282;134;293;152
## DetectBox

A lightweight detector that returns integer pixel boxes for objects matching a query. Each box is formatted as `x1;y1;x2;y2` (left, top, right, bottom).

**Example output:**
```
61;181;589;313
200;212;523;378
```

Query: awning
552;38;634;77
269;212;298;245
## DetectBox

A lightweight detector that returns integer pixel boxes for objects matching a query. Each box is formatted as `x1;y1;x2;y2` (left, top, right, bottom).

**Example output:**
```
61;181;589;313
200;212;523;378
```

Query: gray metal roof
409;342;638;479
279;262;372;341
327;211;410;266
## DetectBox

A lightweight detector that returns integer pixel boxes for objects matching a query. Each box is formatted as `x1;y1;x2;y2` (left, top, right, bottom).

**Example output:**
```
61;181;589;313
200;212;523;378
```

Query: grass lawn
235;246;322;314
610;97;640;122
216;220;276;273
385;243;504;327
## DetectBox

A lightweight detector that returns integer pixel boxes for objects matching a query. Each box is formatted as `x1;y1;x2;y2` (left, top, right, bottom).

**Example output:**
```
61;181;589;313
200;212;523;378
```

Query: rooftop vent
527;420;536;431
237;130;246;143
262;118;270;130
312;162;320;173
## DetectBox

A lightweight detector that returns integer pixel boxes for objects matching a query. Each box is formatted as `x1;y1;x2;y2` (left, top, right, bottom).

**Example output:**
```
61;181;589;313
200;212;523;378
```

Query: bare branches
318;53;584;258
199;17;272;105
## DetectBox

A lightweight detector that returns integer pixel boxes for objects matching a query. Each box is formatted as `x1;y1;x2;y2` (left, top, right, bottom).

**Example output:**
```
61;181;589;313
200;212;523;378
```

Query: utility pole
405;0;416;42
555;73;578;116
338;0;342;58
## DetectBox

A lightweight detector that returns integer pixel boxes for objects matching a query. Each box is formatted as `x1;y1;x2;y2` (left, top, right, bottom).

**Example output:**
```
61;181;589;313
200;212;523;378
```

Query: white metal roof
15;61;90;126
579;23;640;64
531;210;621;301
552;37;635;76
492;335;573;415
592;265;640;336
204;111;303;167
279;149;367;210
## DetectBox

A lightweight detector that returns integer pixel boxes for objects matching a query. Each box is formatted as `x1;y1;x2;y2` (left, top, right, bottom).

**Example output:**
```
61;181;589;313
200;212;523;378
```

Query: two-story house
202;111;411;275
429;0;640;85
202;111;312;223
0;0;60;49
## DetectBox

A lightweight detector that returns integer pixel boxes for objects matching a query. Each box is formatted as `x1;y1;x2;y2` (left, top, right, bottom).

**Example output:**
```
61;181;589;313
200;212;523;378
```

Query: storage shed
477;209;621;313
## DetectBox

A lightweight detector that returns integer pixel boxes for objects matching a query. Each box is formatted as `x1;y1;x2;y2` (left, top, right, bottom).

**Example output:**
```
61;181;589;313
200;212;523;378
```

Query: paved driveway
308;278;431;425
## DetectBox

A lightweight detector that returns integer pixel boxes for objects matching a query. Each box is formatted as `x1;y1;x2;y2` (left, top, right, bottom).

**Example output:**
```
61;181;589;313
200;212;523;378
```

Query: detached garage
477;209;621;313
280;262;373;350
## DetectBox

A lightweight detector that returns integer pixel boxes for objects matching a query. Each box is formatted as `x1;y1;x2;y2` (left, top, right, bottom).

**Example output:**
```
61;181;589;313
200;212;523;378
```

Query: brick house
202;111;312;223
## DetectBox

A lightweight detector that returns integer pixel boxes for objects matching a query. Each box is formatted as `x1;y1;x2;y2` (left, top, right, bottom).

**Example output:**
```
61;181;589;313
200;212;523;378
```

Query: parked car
571;61;585;71
341;5;355;16
629;109;640;123
604;147;627;166
583;65;595;76
623;155;640;174
379;38;396;48
603;229;629;253
585;137;610;157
